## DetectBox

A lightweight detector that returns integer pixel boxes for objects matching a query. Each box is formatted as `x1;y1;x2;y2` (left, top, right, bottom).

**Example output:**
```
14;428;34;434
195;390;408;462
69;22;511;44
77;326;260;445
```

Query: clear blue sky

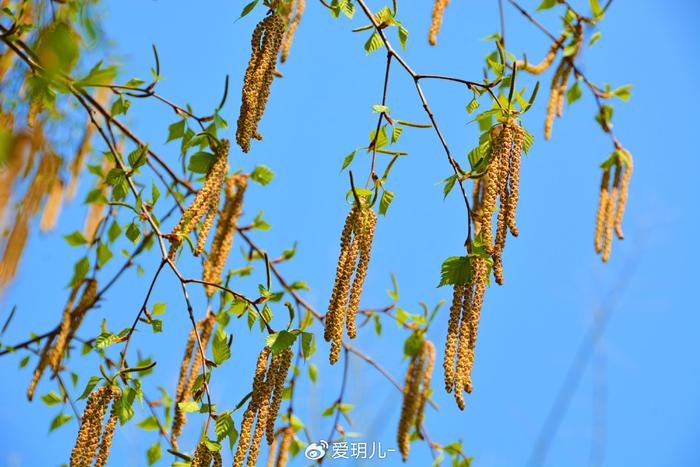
1;1;698;466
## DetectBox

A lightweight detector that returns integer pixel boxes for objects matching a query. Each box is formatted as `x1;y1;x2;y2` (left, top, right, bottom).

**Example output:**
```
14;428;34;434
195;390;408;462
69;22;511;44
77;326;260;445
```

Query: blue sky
1;0;699;466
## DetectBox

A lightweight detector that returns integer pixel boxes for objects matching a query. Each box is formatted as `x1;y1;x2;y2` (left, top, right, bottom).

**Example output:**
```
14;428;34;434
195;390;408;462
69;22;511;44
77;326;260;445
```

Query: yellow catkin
428;0;450;46
247;354;278;467
275;426;293;467
516;33;566;75
397;342;427;461
325;207;357;342
493;124;514;285
594;168;611;254
471;178;483;234
556;62;572;118
39;179;63;232
281;0;305;63
48;284;81;372
0;213;28;287
266;347;293;445
614;150;633;239
414;341;436;434
191;441;213;467
507;125;524;236
266;435;278;467
453;318;470;410
465;258;488;392
602;163;621;262
234;347;271;467
70;386;116;467
236;14;284;153
480;127;505;254
443;285;465;393
168;140;229;259
346;208;376;338
544;61;565;141
202;175;247;296
27;330;55;401
94;397;119;467
171;314;216;449
330;236;358;364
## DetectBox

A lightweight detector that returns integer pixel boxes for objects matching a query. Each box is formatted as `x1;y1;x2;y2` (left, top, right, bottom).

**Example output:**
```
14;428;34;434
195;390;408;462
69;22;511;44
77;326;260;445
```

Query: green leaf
537;0;558;10
441;175;457;199
239;0;258;18
251;165;275;185
167;119;186;143
379;190;394;216
301;331;315;359
136;416;160;431
404;332;425;358
308;363;318;383
589;31;602;47
466;97;480;114
107;221;122;243
128;145;148;169
364;32;384;54
49;413;73;432
64;231;88;246
116;387;137;424
341;150;356;172
69;256;90;287
372;104;390;113
590;0;603;17
265;330;298;355
41;391;63;406
178;401;199;413
126;222;141;244
612;85;632;101
111;96;131;116
398;25;409;51
77;61;117;86
77;376;102;400
567;81;582;105
438;256;472;287
391;126;403;144
97;242;113;266
147;442;162;466
152;303;166;316
212;328;231;365
188;151;215;174
215;411;238;448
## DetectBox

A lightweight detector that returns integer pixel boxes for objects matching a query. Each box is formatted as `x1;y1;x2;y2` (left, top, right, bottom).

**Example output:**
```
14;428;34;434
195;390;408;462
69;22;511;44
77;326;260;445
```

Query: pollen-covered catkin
556;62;572;118
168;140;229;259
507;125;524;236
544;61;564;141
202;175;247;296
70;386;118;467
443;285;465;393
428;0;450;46
39;179;63;232
516;33;566;75
594;168;611;254
234;347;272;467
236;14;284;153
191;441;214;467
493;124;514;285
346;208;377;338
281;0;305;63
602;163;621;263
266;347;293;445
414;341;436;434
397;341;426;461
326;205;376;364
614;150;633;239
275;426;294;467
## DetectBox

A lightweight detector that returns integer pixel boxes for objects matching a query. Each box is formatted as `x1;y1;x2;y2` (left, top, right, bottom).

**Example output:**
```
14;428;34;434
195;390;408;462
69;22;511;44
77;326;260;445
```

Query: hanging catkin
70;385;119;467
275;426;294;467
236;14;284;153
594;148;632;262
325;206;377;364
39;179;63;232
266;347;293;445
202;174;247;296
171;313;216;450
280;0;305;63
476;122;524;285
516;33;566;75
234;347;271;467
27;278;97;400
443;257;488;409
168;140;229;259
397;340;435;461
428;0;450;46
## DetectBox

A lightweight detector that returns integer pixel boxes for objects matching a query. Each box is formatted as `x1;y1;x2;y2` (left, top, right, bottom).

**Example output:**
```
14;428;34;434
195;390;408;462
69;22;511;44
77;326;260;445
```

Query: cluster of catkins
236;14;283;153
443;257;488;410
171;313;217;450
265;426;294;467
595;148;633;262
474;121;525;285
324;205;377;364
202;174;248;296
190;440;223;467
278;0;305;63
397;340;435;460
428;0;450;46
168;140;229;259
28;278;97;400
234;346;293;467
70;385;119;467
